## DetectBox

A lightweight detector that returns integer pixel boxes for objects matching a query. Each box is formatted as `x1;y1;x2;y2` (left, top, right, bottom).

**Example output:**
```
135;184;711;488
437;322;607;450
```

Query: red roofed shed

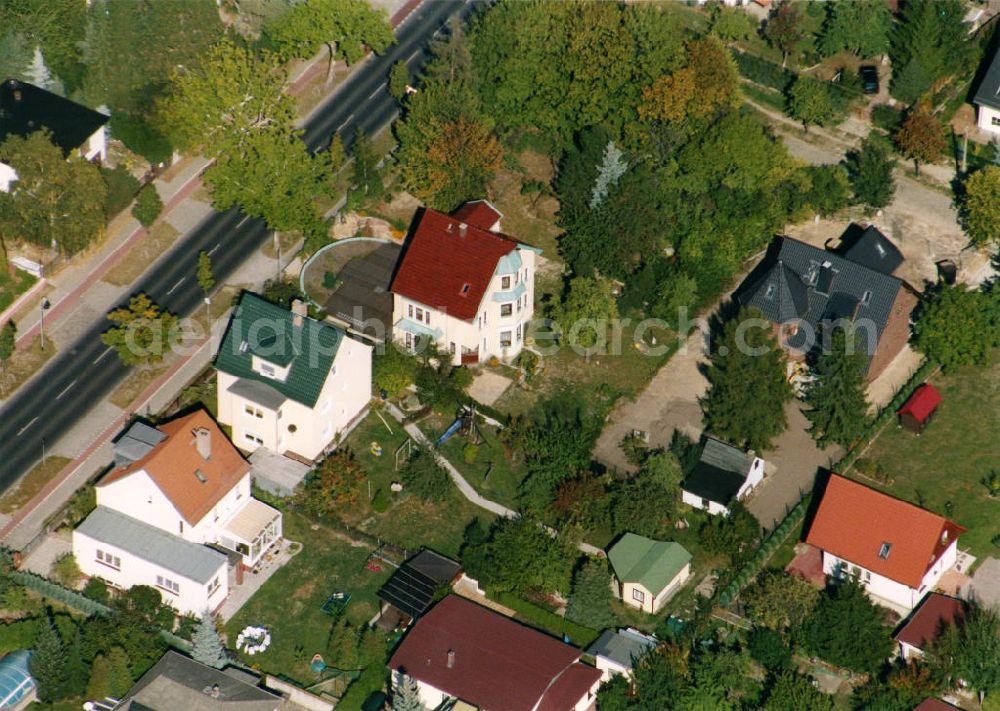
898;383;942;433
893;592;966;661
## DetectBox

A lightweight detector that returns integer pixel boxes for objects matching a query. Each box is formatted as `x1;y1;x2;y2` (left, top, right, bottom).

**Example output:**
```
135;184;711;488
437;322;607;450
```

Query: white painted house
805;474;965;612
0;78;108;192
388;596;601;711
974;47;1000;135
73;410;283;615
608;534;692;615
681;437;765;516
587;628;657;682
389;201;540;366
216;293;372;462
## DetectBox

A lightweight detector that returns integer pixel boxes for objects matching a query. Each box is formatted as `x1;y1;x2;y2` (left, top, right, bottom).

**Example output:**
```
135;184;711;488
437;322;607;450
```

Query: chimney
210;684;221;699
193;427;211;460
446;650;455;669
458;223;467;238
291;299;307;328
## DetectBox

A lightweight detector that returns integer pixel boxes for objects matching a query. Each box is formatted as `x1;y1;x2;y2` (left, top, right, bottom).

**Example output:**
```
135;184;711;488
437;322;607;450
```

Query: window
244;404;254;416
208;577;221;596
878;542;892;560
449;342;456;355
764;284;776;300
405;332;413;349
517;297;522;313
993;116;1000;127
155;575;180;595
96;550;121;570
515;271;520;285
408;304;413;318
500;330;512;347
423;311;430;325
244;432;263;446
501;276;511;289
416;307;423;322
194;469;207;484
861;290;872;305
501;303;512;317
259;363;275;378
461;283;471;295
632;589;645;603
875;242;886;258
179;520;184;534
516;324;522;342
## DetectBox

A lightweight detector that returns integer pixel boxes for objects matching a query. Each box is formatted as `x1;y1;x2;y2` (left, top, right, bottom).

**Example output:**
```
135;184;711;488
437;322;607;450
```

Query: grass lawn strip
0;456;73;514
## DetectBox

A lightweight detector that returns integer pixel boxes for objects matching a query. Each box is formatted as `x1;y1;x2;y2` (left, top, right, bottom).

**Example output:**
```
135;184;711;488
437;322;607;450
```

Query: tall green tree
960;166;1000;248
29;614;66;702
0;320;15;382
555;276;619;354
613;452;684;538
264;0;393;83
763;672;836;711
912;285;1000;371
787;78;835;133
192;611;227;669
350;130;384;201
0;130;107;256
392;673;427;711
895;106;945;176
818;0;891;58
388;60;409;100
890;0;972;104
929;605;1000;704
764;1;805;68
106;645;134;698
85;653;112;701
197;251;215;295
698;501;761;565
742;570;820;631
845;138;896;209
565;558;616;630
101;293;179;367
701;308;793;451
805;326;870;448
801;579;893;673
132;184;163;229
476;517;574;596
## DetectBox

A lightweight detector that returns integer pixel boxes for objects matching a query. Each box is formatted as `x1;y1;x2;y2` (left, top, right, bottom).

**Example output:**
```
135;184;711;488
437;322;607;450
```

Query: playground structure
364;541;407;574
435;405;485;447
320;591;352;617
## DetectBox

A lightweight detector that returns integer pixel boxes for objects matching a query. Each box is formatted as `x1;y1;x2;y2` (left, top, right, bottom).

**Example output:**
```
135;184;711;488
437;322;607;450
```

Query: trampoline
0;650;34;709
321;591;352;617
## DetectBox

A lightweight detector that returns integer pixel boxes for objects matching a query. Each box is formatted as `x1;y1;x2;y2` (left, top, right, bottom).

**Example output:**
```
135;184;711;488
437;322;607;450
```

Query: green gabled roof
215;292;343;408
608;533;692;595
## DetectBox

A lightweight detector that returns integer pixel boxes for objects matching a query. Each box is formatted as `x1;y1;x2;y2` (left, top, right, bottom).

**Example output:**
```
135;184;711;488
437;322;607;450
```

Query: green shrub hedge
496;592;600;647
734;51;795;92
871;104;904;134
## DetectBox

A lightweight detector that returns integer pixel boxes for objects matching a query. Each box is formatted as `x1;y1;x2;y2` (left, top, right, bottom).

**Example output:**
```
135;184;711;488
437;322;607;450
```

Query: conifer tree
590;141;628;209
86;653;112;701
565;558;616;631
805;327;870;447
106;646;134;698
393;672;427;711
29;614;67;702
192;610;227;669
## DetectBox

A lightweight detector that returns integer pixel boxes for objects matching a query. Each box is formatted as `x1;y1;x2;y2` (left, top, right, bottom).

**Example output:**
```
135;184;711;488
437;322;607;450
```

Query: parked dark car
860;65;879;95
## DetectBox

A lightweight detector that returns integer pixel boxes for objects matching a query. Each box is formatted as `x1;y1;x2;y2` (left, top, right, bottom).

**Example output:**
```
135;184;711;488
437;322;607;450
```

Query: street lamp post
39;297;50;351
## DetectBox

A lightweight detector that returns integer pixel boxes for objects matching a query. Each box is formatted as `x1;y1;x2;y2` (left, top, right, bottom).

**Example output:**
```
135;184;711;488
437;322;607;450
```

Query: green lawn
437;419;526;509
0;269;37;314
855;358;1000;560
225;512;392;685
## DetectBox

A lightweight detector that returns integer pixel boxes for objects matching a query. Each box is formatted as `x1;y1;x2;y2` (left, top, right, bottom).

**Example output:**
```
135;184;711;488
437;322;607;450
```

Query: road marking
336;113;356;133
235;216;250;229
367;83;386;101
15;417;38;437
407;49;421;64
93;346;113;364
166;276;186;295
208;243;220;256
56;380;77;400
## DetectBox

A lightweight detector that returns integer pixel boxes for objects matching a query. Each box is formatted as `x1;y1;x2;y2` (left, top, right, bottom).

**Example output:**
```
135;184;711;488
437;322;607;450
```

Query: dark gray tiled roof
226;378;287;411
975;47;1000;111
119;651;281;710
587;629;656;668
76;508;226;584
0;78;108;155
843;225;903;275
112;421;166;468
736;237;904;369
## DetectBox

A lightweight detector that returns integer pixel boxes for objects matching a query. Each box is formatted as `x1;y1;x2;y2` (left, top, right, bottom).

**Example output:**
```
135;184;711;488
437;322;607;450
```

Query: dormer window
764;284;776;300
194;469;207;484
260;362;275;377
501;276;511;290
875;242;886;258
941;529;949;545
878;542;892;560
239;340;249;353
861;290;872;305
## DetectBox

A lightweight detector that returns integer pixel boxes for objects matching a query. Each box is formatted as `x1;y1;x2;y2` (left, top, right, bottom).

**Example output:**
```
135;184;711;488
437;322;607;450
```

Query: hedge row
495;591;600;647
717;498;808;608
871;104;904;134
733;51;796;93
12;570;111;617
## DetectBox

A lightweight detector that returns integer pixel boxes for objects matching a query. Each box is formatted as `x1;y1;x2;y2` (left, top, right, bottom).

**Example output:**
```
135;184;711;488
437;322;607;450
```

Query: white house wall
72;531;228;616
977;103;1000;134
84;127;106;162
681;489;731;517
96;471;187;538
0;163;16;193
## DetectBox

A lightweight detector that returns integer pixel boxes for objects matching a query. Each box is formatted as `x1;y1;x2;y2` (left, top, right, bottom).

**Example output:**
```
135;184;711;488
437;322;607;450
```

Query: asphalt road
0;0;478;486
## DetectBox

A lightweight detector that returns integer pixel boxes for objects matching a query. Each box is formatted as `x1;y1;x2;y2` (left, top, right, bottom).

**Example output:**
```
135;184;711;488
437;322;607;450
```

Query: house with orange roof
804;474;965;612
72;410;282;614
390;201;540;366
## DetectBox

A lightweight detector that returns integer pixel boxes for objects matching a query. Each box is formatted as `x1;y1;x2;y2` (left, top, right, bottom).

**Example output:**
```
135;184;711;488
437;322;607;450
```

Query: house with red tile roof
894;593;966;661
388;595;601;711
73;410;282;614
390;202;540;366
913;700;960;711
804;474;965;611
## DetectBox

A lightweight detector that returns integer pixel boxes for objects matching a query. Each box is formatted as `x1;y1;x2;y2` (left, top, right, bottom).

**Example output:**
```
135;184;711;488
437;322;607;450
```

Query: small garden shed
897;384;941;434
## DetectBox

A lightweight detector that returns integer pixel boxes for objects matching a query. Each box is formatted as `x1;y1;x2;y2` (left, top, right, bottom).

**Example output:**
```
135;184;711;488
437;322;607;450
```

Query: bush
51;554;81;588
400;448;452;502
82;577;110;604
101;166;140;219
748;628;792;670
132;184;163;228
462;443;479;464
495;592;600;647
323;271;339;290
109;112;173;165
871;104;904;134
371;488;389;513
733;51;795;92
